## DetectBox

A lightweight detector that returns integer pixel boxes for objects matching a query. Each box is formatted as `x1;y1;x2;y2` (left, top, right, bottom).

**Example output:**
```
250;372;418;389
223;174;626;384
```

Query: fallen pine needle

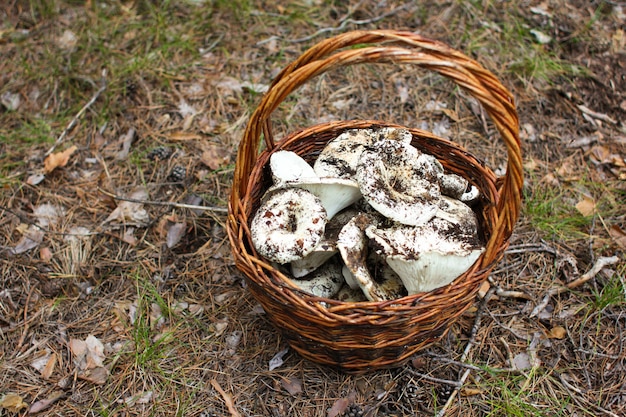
210;379;241;417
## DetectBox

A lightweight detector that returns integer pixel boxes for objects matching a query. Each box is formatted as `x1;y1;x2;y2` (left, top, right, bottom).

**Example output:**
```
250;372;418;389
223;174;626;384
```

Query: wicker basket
227;30;522;373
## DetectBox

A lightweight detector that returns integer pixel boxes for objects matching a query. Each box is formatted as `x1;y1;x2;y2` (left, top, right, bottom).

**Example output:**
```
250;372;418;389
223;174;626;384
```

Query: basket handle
231;30;522;262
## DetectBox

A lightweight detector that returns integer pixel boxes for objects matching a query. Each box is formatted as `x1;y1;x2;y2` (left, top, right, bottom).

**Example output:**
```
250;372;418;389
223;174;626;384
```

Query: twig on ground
45;70;107;156
407;370;462;388
210;379;242;417
435;286;497;417
290;3;412;43
530;256;619;318
97;187;228;213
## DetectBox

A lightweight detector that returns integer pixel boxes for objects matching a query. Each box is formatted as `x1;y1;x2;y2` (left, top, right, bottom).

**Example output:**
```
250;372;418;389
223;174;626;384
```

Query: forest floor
1;1;625;416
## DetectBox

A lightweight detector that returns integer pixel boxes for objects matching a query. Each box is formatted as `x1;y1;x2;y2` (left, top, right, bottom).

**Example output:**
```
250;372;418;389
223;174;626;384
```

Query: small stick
530;256;619;318
46;70;108;156
290;3;412;43
97;187;228;213
408;370;462;388
435;286;497;417
210;379;242;417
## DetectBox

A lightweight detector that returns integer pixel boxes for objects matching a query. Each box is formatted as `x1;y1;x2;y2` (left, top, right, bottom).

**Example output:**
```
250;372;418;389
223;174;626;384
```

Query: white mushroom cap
365;219;484;294
356;139;441;226
270;150;318;186
285;258;344;298
314;127;413;179
290;240;336;278
435;196;481;234
268;150;361;219
250;188;327;264
439;172;480;202
290;208;358;278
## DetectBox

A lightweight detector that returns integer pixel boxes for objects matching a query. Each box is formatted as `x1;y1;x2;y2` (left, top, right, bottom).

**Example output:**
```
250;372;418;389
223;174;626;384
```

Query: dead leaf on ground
575;196;597;217
70;335;106;370
547;326;567;339
200;143;231;170
166;221;187;248
28;391;65;414
77;366;109;385
280;377;302;396
44;145;77;174
608;225;626;249
269;348;289;371
461;387;484;396
327;397;350;417
10;226;44;255
0;393;28;412
124;390;153;407
103;187;150;227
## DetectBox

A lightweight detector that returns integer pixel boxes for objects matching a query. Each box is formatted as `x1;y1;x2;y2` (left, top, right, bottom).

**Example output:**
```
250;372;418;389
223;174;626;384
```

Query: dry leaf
461;387;484;396
166;222;186;248
115;128;135;160
200;144;231;170
103;187;150;227
608;225;626;249
70;335;106;370
77;366;109;385
122;228;138;246
547;325;567;339
280;377;303;396
210;379;242;417
512;352;531;370
0;393;28;412
575;196;596;217
44;145;77;173
10;226;44;255
269;348;289;371
28;391;64;414
40;247;53;262
42;353;57;379
327;397;350;417
26;173;45;185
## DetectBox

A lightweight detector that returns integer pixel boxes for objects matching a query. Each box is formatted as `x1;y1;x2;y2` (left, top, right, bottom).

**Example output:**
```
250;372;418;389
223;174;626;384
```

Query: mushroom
269;150;361;219
250;188;327;264
336;285;368;302
290;208;358;278
313;127;413;179
270;150;318;186
435;196;481;234
438;170;479;202
355;139;442;226
365;217;484;294
337;213;404;301
285;258;344;298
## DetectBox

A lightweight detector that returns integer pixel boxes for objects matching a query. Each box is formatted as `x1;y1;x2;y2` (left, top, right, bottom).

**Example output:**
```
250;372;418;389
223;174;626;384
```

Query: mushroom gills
385;250;483;294
290;208;357;278
268;150;361;219
366;220;485;295
285;259;344;298
250;188;327;264
337;213;403;301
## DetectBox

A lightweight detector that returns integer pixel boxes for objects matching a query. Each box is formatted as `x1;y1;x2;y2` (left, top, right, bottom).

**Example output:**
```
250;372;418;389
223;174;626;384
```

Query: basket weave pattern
227;30;522;372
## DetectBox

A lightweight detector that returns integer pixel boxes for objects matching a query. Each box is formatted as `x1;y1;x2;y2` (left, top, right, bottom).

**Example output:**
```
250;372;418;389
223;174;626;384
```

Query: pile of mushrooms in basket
250;127;485;302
